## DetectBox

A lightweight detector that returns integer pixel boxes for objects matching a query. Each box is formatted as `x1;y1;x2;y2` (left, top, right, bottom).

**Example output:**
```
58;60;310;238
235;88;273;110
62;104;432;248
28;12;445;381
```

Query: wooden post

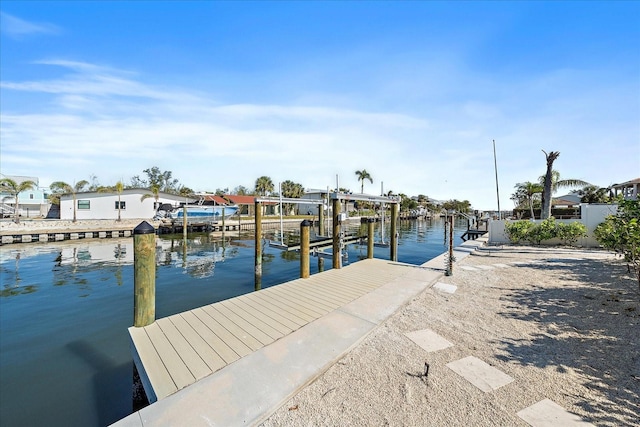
254;200;262;289
318;256;325;272
221;206;225;235
182;206;187;238
318;200;324;236
367;218;375;259
300;220;311;278
332;197;341;269
390;203;398;262
133;221;156;327
446;214;454;276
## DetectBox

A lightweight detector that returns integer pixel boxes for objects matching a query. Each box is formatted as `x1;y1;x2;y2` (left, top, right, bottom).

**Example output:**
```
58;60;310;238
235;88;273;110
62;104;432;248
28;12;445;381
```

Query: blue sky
1;1;638;210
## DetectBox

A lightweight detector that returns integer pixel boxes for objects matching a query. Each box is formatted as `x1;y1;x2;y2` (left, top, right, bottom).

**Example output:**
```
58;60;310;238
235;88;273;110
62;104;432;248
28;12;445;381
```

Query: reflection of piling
300;220;311;278
332;198;341;269
367;218;375;259
133;221;156;327
390;203;399;262
255;200;262;288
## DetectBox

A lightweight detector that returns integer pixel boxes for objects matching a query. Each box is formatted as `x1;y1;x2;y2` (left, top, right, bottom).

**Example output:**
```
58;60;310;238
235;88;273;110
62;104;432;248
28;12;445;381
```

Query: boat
154;204;239;221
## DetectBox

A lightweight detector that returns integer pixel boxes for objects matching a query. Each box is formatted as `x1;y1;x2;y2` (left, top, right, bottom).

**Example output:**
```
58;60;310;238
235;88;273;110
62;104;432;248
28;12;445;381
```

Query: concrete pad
405;328;454;352
130;310;377;427
459;265;478;271
517;399;595;427
340;277;434;324
446;356;514;392
475;265;495;270
433;282;457;294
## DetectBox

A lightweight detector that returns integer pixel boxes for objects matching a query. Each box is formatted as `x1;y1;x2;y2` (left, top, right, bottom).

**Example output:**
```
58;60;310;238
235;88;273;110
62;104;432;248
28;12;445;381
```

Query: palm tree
254;176;274;196
0;178;37;223
98;181;125;221
539;151;589;219
50;180;89;222
280;180;305;215
514;181;543;219
140;184;161;211
355;169;373;194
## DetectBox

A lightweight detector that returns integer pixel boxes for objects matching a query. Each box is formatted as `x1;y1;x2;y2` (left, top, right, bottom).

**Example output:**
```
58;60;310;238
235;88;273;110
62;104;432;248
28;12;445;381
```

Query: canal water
0;218;467;427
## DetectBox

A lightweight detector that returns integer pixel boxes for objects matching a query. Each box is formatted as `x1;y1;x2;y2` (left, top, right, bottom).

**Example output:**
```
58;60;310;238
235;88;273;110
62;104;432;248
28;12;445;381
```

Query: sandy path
260;246;639;426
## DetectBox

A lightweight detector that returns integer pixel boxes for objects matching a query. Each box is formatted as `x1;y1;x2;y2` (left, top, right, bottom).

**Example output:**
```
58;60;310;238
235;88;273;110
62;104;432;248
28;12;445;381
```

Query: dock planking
129;258;418;402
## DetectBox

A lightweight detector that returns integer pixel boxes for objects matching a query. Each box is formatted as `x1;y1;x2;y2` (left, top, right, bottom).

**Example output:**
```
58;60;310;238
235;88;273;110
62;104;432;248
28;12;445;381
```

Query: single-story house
59;189;193;220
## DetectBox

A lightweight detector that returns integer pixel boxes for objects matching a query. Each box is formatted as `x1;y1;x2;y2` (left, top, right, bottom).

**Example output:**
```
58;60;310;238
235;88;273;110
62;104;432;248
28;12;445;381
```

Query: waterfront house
611;178;639;200
59;189;193;221
0;174;50;218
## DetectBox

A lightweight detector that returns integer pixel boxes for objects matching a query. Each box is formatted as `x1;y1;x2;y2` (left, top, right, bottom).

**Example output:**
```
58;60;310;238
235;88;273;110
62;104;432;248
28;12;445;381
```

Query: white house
59;189;193;221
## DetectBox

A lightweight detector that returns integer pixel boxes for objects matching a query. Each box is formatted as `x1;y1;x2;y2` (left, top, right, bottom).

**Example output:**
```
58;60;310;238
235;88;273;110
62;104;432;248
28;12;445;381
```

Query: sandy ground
260;245;639;426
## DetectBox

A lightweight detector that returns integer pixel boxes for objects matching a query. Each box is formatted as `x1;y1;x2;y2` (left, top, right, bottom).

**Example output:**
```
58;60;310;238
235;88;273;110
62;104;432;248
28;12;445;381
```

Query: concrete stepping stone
405;328;454;353
433;282;457;294
517;399;595;427
446;356;514;392
475;265;495;270
459;265;479;271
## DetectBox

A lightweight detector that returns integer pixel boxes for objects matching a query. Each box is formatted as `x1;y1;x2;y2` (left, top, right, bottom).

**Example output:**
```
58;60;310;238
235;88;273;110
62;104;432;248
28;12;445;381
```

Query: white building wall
488;203;618;248
60;191;190;220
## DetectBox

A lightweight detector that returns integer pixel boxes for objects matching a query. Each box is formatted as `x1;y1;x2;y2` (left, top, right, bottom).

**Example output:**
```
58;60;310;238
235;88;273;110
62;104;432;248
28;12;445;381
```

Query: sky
1;1;638;210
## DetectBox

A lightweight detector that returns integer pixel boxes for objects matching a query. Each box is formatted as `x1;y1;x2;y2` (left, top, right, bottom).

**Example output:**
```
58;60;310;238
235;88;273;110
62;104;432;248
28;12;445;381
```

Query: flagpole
493;139;501;220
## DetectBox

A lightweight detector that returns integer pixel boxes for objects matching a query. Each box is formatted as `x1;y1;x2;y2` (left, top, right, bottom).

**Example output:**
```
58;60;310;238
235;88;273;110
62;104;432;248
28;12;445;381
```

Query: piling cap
134;221;156;235
300;219;312;227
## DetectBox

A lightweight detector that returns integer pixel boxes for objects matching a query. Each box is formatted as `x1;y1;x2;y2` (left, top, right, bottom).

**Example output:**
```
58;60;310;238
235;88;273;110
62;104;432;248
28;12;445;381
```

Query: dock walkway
114;240;485;426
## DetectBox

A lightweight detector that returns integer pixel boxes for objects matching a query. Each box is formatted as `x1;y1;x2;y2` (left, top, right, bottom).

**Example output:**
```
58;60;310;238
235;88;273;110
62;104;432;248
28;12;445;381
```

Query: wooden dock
129;258;419;402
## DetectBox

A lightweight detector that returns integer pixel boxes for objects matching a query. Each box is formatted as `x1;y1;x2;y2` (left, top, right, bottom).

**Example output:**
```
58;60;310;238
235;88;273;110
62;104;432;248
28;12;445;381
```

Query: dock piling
367;218;375;259
332;198;342;269
133;221;156;327
390;203;399;262
255;200;263;290
300;220;311;278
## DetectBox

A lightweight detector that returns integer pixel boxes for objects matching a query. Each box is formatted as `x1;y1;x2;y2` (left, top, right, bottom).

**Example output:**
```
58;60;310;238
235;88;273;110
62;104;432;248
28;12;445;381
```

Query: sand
260;245;639;426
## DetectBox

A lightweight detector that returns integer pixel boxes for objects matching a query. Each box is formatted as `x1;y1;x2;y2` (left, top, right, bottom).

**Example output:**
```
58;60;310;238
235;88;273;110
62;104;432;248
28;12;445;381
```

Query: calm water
0;218;466;427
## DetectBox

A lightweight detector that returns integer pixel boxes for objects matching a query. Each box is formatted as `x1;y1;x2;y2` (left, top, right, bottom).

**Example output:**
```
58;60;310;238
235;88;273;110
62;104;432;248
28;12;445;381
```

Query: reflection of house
0;174;50;218
59;189;191;220
611;178;639;200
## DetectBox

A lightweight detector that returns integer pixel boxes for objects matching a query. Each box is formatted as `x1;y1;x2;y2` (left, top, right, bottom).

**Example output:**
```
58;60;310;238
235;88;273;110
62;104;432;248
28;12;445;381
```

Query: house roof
225;194;278;205
612;178;640;188
198;194;230;205
552;194;581;206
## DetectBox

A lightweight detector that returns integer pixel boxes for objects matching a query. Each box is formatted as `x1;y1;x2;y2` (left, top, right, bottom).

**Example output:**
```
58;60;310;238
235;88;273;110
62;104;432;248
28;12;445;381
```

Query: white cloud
1;58;638;210
0;12;60;38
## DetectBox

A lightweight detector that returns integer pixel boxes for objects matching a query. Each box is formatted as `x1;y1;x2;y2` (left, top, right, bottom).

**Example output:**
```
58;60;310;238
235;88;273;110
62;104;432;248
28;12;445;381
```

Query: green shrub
504;220;535;243
527;217;558;245
556;222;587;246
595;200;640;287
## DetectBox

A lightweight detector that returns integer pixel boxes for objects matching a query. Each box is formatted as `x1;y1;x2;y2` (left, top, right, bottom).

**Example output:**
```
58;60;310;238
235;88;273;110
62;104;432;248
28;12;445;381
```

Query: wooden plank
181;311;240;364
169;314;226;372
200;305;264;351
264;288;331;317
297;278;368;301
223;298;293;335
156;318;211;381
145;322;196;391
236;294;306;329
213;302;280;344
285;282;356;306
252;292;320;322
129;326;177;401
276;284;344;310
191;307;253;358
